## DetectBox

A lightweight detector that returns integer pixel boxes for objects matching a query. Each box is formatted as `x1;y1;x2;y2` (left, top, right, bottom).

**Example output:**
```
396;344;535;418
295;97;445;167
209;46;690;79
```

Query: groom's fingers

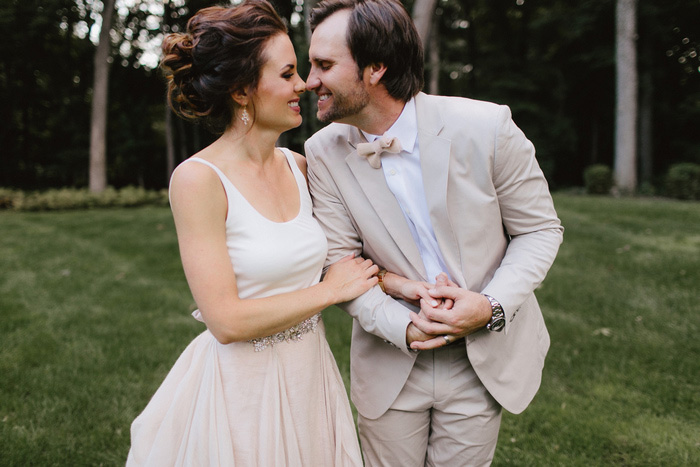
414;285;438;307
434;273;460;288
427;284;460;301
435;273;448;285
433;275;456;310
411;306;458;335
420;300;458;326
410;335;451;350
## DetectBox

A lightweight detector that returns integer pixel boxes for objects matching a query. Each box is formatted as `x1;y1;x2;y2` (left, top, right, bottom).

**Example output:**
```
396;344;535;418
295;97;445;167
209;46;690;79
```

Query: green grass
1;195;698;465
494;195;700;466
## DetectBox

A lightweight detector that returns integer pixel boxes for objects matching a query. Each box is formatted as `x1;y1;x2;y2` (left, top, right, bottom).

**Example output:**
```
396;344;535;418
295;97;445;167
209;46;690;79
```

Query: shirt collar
361;97;417;153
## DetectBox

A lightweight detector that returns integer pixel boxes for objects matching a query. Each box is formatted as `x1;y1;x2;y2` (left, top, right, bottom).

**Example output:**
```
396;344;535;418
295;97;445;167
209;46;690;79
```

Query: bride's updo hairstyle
160;0;287;133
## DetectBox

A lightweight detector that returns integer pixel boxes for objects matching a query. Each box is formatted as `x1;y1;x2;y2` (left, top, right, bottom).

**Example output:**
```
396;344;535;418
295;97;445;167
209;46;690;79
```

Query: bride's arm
170;162;378;345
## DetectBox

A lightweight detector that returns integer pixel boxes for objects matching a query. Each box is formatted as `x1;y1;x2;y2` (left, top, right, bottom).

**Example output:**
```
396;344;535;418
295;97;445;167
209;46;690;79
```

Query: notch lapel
346;129;426;280
415;93;464;287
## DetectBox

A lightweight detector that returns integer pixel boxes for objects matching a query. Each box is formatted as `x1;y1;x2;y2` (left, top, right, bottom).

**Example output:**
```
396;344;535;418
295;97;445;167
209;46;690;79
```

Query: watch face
489;318;505;332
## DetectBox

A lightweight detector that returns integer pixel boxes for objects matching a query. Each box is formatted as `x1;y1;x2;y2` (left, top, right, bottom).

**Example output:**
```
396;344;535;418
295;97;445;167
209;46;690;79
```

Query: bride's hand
322;254;379;303
396;279;437;307
381;273;438;307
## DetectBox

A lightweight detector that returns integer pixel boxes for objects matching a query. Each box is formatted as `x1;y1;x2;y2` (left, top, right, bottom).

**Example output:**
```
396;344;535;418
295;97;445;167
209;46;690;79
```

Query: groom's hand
404;273;461;350
405;321;433;347
408;285;492;350
433;273;455;310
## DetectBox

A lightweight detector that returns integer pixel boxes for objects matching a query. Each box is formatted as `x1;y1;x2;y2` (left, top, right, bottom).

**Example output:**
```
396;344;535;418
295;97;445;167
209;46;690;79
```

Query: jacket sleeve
305;138;416;356
480;105;564;328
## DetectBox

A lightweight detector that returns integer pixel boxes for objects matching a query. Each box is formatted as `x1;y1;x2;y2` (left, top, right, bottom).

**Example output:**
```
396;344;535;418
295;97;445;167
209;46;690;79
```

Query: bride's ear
230;87;249;107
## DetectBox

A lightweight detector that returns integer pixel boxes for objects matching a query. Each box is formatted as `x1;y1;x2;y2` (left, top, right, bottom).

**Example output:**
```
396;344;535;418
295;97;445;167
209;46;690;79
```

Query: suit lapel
345;128;426;279
415;93;465;287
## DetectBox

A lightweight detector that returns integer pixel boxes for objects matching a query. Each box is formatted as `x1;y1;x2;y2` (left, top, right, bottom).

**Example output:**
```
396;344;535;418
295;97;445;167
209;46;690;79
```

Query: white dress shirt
362;98;450;283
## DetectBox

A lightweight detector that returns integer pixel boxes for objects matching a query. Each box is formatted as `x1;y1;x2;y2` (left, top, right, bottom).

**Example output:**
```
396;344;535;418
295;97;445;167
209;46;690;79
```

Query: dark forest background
1;0;698;192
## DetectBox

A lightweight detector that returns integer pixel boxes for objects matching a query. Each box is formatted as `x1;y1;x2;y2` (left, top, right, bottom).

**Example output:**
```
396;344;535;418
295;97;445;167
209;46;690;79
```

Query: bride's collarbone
230;167;300;223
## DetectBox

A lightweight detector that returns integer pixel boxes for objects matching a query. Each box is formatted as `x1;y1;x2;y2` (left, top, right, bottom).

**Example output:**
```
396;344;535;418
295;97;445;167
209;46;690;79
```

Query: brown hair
309;0;423;102
160;0;287;133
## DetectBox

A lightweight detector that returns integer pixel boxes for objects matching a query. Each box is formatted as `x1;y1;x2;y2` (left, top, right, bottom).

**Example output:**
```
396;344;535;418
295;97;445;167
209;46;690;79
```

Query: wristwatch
377;269;387;293
483;294;505;332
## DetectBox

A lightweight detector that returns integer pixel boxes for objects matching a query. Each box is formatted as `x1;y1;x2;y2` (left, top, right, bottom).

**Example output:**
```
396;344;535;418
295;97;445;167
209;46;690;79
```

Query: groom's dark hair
309;0;424;102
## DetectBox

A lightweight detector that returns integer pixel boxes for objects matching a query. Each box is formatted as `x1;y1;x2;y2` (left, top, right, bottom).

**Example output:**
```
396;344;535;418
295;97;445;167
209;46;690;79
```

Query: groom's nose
305;68;321;92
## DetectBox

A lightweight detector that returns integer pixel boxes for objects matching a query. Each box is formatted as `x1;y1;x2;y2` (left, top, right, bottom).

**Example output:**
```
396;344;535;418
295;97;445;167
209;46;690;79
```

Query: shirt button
390;169;397;175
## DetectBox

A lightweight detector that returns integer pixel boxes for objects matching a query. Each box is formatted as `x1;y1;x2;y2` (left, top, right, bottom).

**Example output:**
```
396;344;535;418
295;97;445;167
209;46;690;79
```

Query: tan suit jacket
305;92;563;419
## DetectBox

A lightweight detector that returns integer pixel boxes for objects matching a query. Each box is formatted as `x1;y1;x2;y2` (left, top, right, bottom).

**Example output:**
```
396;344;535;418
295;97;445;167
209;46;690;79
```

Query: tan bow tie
356;134;402;169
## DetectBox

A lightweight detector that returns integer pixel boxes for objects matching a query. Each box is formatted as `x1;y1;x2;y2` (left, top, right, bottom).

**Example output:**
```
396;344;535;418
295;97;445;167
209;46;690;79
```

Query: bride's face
249;34;306;132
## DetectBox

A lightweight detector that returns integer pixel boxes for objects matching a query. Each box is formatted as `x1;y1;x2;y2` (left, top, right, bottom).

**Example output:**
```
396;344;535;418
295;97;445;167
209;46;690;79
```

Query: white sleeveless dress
127;148;362;466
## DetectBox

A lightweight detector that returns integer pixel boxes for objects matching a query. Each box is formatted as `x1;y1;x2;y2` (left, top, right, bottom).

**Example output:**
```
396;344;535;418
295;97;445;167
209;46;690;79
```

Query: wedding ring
443;335;452;345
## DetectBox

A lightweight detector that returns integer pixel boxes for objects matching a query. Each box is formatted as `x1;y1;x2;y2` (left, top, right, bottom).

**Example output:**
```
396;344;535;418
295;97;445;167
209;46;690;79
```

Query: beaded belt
248;313;321;352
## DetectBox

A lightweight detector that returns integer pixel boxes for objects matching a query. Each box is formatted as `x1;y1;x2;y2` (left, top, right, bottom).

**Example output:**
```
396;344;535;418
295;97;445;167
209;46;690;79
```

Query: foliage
432;0;700;188
0;196;698;464
0;188;16;209
664;162;700;200
0;1;699;191
0;186;168;211
0;0;94;189
583;164;614;195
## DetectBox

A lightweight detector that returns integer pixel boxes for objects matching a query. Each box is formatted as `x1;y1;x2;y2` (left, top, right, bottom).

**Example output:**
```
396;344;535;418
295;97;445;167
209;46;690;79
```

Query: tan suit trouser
358;341;502;467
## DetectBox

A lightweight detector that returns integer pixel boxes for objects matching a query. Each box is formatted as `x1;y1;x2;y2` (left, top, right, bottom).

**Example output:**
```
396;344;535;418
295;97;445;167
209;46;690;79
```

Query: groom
304;0;564;464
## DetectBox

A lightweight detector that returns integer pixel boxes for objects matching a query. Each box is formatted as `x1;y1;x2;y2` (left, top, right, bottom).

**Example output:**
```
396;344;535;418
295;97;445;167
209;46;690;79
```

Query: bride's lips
288;99;301;113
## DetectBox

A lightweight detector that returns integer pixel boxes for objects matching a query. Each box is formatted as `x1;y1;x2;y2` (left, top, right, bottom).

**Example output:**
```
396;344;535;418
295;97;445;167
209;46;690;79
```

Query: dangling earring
241;106;250;126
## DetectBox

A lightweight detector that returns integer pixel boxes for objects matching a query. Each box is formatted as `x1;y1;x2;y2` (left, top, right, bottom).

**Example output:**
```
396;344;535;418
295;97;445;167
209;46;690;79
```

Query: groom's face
307;9;370;124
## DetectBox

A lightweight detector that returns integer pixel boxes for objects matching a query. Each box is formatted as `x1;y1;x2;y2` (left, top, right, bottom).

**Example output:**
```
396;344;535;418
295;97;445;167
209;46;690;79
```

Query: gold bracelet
377;268;387;293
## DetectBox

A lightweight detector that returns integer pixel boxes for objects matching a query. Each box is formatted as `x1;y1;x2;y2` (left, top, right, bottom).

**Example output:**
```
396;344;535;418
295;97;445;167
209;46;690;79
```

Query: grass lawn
1;194;698;465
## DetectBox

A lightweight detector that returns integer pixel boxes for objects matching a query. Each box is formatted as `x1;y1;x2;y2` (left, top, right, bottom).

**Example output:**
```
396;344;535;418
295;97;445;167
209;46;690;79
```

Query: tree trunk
163;0;176;183
428;12;440;94
165;100;176;182
304;0;320;43
89;0;116;193
614;0;638;193
639;68;653;186
411;0;439;48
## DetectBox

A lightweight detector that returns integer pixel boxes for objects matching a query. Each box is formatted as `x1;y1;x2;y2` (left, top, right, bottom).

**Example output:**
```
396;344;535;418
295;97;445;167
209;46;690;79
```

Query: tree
156;0;225;182
0;0;96;189
411;0;440;93
412;0;439;47
3;0;698;192
614;0;638;193
89;0;116;192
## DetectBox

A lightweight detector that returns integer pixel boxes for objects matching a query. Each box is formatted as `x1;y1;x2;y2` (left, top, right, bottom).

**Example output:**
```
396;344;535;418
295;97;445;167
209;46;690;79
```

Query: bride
126;2;376;465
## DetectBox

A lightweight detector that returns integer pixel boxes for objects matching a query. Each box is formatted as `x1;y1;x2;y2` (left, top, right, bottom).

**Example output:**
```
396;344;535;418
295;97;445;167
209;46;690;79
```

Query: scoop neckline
191;149;302;225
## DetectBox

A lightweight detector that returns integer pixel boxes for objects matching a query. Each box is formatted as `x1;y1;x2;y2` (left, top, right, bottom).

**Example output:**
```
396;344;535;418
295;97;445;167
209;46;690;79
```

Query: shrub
112;186;168;208
0;187;169;211
0;188;20;209
638;181;657;197
665;163;700;200
583;164;614;195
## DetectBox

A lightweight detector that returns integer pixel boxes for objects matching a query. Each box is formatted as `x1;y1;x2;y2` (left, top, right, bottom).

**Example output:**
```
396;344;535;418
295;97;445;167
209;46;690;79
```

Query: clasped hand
405;273;492;351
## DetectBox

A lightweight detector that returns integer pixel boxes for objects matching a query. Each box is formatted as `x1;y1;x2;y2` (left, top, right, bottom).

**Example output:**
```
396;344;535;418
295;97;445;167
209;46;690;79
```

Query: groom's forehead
309;34;353;64
310;10;351;46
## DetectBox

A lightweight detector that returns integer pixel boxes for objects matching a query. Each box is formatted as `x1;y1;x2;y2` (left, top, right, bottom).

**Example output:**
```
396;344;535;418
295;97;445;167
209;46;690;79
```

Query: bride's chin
289;116;303;130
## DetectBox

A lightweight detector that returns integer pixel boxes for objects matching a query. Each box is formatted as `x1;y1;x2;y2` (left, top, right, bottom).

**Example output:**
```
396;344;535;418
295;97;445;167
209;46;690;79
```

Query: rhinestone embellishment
249;313;320;352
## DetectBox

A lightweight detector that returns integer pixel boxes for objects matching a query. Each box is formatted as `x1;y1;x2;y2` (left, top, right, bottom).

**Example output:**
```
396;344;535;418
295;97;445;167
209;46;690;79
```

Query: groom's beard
317;82;370;124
